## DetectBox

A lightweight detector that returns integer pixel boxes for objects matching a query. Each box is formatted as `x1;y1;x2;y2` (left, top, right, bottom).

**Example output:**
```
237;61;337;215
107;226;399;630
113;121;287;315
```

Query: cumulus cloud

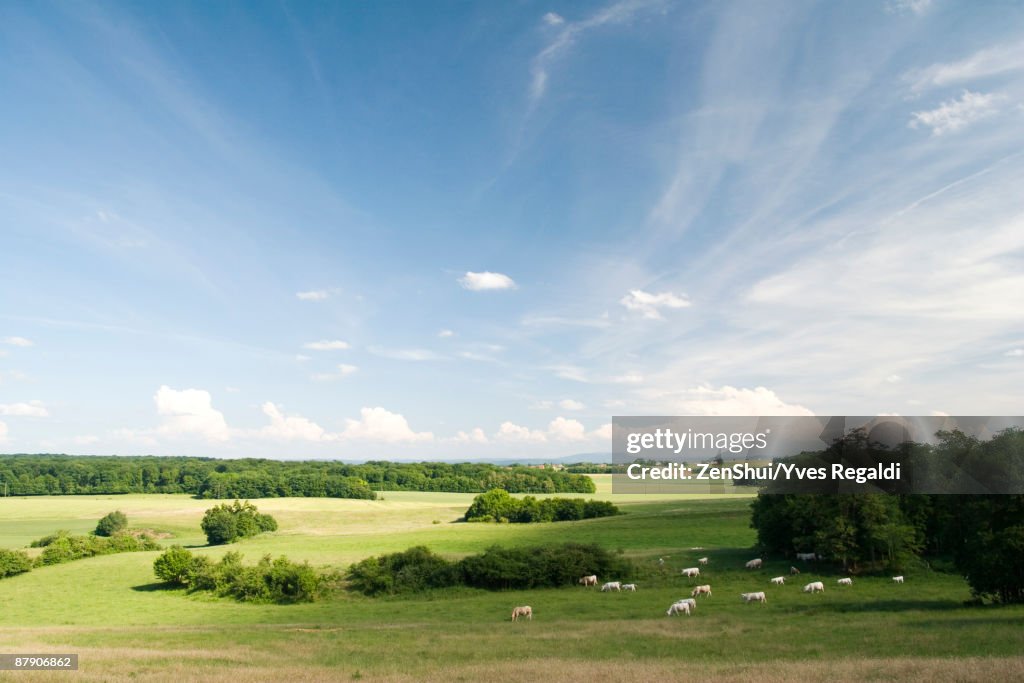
452;427;489;444
496;421;548;443
0;400;49;417
154;385;230;441
303;340;350;351
259;402;327;441
620;289;691;319
459;271;517;291
296;290;329;301
2;336;33;347
592;423;613;440
542;11;565;26
674;385;814;416
909;90;1004;136
559;399;585;410
339;407;433;442
312;364;358;382
548;416;587;441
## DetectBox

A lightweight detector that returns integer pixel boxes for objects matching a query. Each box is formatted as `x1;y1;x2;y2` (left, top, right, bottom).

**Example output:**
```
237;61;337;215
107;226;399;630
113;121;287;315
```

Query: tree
95;510;128;537
201;500;277;545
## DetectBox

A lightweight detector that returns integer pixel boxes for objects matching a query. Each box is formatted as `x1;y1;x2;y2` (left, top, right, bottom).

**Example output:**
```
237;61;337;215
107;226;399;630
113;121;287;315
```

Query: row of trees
463;488;620;523
346;543;632;595
750;428;1024;604
0;455;596;498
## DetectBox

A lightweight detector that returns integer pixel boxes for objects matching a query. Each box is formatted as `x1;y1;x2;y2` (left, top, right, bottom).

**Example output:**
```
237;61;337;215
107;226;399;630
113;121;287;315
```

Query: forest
0;455;596;498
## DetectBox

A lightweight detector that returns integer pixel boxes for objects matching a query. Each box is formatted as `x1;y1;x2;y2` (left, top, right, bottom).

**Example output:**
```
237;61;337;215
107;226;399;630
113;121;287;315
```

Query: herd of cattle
511;554;907;621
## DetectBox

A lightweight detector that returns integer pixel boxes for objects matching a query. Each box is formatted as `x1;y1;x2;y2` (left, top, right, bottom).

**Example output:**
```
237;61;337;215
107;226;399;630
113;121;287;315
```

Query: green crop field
1;477;1022;682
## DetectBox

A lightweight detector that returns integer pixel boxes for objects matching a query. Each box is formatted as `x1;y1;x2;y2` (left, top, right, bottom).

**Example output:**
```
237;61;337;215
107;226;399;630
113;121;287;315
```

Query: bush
154;546;196;585
0;549;33;578
346;546;461;596
95;510;128;537
153;548;328;603
201;500;278;545
463;489;620;524
33;531;160;567
30;530;71;547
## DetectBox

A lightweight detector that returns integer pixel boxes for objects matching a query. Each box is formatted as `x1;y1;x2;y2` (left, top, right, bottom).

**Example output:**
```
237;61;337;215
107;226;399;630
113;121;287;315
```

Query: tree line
0;455;596;498
750;427;1024;604
463;488;620;523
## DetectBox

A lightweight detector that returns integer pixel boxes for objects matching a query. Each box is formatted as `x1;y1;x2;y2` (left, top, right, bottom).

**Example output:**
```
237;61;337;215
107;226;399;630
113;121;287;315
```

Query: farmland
1;476;1022;682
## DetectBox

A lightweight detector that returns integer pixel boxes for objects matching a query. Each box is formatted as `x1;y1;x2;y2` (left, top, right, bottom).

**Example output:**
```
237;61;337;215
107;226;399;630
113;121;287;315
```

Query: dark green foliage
30;530;72;547
33;531;160;567
948;495;1024;604
0;548;33;578
201;500;277;545
346;542;632;595
95;510;128;536
463;489;620;523
0;454;595;498
153;547;331;603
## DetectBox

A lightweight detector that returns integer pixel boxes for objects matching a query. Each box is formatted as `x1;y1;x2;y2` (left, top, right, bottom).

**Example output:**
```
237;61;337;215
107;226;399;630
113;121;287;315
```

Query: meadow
1;476;1022;682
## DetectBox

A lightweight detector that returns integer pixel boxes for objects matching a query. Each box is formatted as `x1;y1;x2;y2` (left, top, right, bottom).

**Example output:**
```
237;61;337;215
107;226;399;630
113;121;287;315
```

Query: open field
1;479;1022;681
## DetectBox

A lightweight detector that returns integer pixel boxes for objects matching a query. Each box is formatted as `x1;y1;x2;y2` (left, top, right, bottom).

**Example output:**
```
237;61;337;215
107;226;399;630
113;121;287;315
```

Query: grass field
1;476;1022;681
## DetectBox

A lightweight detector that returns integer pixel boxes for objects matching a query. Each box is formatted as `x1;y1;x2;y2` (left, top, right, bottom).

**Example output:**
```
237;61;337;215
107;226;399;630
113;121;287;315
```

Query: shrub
201;500;277;545
153;548;327;603
33;531;160;567
30;530;71;547
154;546;196;585
95;510;128;537
0;549;33;578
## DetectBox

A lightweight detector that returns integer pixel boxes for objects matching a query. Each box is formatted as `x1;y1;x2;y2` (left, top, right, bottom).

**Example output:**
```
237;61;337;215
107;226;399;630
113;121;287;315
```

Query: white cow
666;601;691;616
796;552;817;561
745;558;763;569
511;605;532;621
803;581;824;593
697;557;709;566
893;576;904;584
621;583;638;592
681;567;701;578
770;576;785;585
691;584;712;598
837;577;853;586
741;591;767;604
601;581;622;592
578;574;598;587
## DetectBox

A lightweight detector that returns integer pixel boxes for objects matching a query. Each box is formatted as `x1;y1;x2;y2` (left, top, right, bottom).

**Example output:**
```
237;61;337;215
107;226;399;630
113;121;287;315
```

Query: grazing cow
745;558;763;569
511;606;532;622
698;557;709;566
691;584;712;598
770;576;785;586
666;601;691;616
803;581;824;593
790;566;801;575
677;598;697;610
893;576;904;584
621;583;638;592
681;567;701;578
578;574;598;587
601;581;622;592
837;577;853;586
741;591;767;604
796;552;817;561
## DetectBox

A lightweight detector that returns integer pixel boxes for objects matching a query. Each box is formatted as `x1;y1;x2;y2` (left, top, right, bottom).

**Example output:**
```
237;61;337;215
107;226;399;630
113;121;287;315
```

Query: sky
1;0;1023;460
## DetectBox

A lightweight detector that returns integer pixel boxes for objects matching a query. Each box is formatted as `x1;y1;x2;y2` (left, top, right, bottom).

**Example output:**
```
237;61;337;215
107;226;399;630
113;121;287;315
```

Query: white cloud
339;407;433;443
368;346;442;361
259;402;327;441
154;385;230;441
905;42;1024;93
887;0;933;15
1005;348;1024;357
459;271;517;291
548;416;587;441
0;400;49;417
542;11;565;26
610;372;644;384
551;365;589;382
296;289;329;301
559;399;585;410
311;364;359;381
620;289;691;319
909;90;1004;136
438;329;455;338
930;410;951;417
673;385;814;416
303;340;350;351
604;399;627;408
592;423;613;440
530;400;554;410
453;427;489;444
2;336;33;347
496;421;548;443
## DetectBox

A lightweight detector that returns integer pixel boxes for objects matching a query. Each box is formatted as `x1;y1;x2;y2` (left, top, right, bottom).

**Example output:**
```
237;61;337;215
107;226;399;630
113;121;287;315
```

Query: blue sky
1;0;1023;459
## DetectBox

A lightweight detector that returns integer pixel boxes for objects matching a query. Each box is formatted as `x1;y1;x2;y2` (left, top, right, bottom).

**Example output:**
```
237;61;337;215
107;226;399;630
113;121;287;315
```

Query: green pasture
0;479;1022;681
